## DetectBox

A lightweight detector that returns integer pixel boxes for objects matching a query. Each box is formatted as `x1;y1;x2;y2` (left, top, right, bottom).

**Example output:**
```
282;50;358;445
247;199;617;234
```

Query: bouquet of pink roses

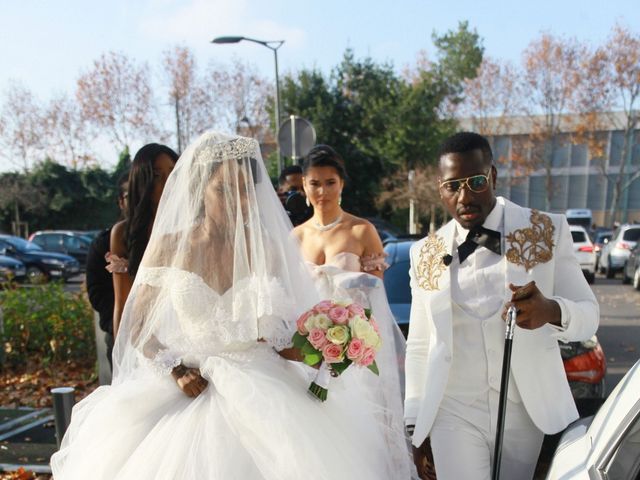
292;299;382;401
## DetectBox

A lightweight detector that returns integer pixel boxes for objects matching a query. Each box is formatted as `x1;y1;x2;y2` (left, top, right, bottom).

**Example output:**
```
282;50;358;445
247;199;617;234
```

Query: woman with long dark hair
294;144;415;478
108;143;178;336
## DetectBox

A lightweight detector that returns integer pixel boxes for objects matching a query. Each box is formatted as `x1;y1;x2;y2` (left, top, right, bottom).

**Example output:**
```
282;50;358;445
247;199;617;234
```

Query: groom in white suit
404;132;599;480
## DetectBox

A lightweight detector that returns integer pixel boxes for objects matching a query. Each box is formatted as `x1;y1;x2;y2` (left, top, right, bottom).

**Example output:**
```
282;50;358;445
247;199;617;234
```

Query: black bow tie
457;226;501;264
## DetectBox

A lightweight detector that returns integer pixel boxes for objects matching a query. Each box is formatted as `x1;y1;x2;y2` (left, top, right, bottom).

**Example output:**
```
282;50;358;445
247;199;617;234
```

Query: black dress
85;228;114;368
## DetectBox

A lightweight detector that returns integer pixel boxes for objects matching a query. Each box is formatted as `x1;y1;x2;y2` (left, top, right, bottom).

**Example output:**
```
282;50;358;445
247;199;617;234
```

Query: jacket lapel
427;221;455;347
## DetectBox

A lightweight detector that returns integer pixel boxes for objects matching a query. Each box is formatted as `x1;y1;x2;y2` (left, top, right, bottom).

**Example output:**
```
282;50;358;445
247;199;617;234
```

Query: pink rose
369;315;380;333
346;338;365;361
314;300;334;314
347;303;366;319
357;347;376;367
322;343;344;364
296;310;312;335
308;328;328;350
328;306;350;325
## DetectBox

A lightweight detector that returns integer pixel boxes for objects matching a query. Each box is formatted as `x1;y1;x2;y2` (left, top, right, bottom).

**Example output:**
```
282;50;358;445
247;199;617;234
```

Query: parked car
383;239;606;415
367;217;403;244
80;229;102;241
546;359;640;479
570;225;597;284
0;234;80;283
382;240;412;336
598;224;640;278
593;229;613;266
29;230;92;268
622;243;640;290
0;254;26;283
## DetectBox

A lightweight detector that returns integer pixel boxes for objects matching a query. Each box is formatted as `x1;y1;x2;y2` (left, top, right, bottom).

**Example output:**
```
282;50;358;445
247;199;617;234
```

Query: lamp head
211;36;245;44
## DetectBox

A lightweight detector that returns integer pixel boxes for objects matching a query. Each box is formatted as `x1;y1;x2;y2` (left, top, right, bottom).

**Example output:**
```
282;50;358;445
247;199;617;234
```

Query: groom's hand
502;281;562;329
172;364;208;398
412;437;437;480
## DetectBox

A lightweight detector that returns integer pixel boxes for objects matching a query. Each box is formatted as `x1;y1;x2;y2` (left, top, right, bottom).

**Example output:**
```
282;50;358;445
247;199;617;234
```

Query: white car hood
547;361;640;479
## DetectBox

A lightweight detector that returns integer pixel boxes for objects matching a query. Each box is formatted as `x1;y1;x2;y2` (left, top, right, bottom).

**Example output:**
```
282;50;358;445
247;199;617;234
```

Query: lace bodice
135;267;298;362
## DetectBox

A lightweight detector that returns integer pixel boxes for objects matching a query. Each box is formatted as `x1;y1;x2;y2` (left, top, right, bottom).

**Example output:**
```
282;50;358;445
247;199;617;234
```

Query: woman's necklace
312;214;343;232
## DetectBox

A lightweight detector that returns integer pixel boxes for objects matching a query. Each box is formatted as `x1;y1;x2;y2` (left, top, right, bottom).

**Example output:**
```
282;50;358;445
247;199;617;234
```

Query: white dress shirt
451;202;507;318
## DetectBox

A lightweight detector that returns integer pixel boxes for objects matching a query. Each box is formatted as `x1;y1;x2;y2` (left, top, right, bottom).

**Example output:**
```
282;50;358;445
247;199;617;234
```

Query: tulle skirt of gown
50;344;395;480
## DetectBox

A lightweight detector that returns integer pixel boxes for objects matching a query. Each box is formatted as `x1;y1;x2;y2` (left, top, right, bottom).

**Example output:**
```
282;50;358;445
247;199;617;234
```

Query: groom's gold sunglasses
439;168;492;195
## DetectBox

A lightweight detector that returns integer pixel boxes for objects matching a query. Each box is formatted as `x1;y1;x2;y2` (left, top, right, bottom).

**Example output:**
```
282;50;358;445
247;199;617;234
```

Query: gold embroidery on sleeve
505;210;555;271
416;234;448;291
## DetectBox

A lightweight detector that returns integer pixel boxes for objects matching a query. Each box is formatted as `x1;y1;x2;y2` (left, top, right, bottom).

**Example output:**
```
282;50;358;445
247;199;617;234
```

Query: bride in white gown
51;132;399;480
294;145;416;479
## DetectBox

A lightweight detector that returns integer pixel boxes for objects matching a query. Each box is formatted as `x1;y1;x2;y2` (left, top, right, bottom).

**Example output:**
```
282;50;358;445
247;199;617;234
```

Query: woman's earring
306;197;310;207
338;195;342;206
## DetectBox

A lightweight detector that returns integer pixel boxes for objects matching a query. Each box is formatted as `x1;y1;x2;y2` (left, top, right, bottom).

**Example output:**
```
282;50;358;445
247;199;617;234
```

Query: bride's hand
171;364;208;398
275;347;303;362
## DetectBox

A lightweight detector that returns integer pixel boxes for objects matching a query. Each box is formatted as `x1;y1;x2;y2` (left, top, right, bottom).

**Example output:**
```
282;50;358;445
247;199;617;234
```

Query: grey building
461;114;640;227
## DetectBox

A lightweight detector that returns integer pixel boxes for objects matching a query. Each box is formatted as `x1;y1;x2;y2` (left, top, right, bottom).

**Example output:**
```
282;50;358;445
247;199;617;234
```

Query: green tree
278;25;484;220
432;20;485;104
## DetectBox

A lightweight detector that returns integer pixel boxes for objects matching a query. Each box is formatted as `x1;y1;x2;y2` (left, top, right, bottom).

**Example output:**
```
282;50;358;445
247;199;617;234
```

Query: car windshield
622;228;640;242
2;236;42;252
383;260;412;303
595;232;612;243
571;231;587;243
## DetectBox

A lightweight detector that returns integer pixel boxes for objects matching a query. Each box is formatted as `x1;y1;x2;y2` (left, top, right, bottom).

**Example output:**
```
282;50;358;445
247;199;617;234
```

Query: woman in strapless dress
293;144;416;479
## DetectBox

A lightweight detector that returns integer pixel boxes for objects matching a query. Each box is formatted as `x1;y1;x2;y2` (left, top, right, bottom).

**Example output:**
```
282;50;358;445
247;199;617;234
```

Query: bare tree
204;58;273;142
604;24;640;224
458;57;524;136
376;165;442;232
162;45;212;153
522;33;586;210
76;51;160;151
0;82;43;171
42;93;93;169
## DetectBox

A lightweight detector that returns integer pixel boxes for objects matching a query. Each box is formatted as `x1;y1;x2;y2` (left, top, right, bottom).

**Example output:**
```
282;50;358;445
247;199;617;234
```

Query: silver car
598;224;640;279
546;360;640;479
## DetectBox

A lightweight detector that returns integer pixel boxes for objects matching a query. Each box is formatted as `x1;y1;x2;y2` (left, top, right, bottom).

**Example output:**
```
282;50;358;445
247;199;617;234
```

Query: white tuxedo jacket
404;197;599;447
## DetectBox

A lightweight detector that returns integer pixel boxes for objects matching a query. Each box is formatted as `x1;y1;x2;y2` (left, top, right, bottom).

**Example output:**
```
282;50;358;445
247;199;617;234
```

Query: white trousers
430;390;544;480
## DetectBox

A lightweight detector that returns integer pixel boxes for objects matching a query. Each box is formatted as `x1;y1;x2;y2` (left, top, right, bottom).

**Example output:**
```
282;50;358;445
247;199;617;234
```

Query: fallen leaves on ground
0;359;98;408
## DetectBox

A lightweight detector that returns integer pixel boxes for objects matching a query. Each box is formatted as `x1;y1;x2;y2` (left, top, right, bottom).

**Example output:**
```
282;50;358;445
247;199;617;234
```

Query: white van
565;209;592;231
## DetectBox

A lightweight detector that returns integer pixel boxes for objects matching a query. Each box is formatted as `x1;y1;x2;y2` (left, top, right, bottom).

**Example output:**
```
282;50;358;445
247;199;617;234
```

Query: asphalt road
591;273;640;395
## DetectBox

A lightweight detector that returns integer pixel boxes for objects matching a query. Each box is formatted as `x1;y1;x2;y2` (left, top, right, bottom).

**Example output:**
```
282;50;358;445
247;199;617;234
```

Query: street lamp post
211;36;285;173
408;169;417;234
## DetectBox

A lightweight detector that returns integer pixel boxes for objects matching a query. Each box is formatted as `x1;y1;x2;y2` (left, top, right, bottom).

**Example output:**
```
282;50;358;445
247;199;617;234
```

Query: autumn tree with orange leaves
162;45;213;153
458;57;524;137
76;51;161;152
0;82;43;171
521;33;586;210
204;58;273;143
42;93;92;168
602;25;640;225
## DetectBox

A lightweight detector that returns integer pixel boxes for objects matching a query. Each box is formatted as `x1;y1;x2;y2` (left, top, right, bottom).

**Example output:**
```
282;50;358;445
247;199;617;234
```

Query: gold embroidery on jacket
416;234;448;291
505;210;555;271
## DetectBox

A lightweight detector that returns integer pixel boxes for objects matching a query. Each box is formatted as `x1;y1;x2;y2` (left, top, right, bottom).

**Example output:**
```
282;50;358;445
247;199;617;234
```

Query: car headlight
42;258;64;266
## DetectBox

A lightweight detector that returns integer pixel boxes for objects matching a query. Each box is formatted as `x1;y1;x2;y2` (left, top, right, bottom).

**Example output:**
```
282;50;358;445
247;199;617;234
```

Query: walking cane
491;305;517;480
